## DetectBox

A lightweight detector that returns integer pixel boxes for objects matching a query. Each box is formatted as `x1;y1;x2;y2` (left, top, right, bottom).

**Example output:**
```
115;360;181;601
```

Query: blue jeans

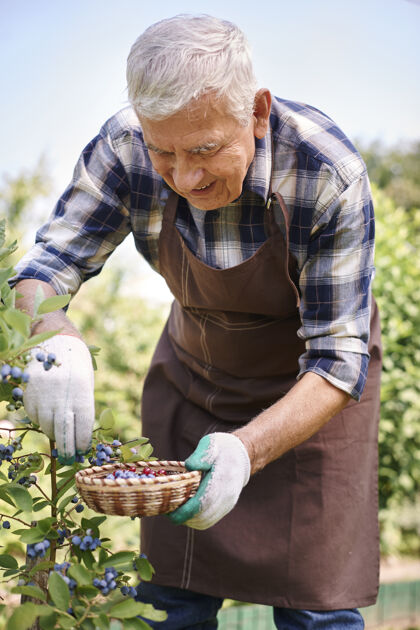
135;582;365;629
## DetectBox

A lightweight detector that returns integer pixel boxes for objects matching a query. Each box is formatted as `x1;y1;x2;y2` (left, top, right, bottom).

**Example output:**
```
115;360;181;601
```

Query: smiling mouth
188;182;217;196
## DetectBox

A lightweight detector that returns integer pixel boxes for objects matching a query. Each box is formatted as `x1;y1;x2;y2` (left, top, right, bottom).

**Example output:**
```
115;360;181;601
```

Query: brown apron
140;188;382;610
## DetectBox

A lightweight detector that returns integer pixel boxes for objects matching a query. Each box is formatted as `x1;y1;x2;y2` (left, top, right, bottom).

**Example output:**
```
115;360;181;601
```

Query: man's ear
253;89;272;139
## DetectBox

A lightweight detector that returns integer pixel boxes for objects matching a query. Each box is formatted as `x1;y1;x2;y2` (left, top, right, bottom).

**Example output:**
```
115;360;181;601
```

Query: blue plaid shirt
13;97;375;400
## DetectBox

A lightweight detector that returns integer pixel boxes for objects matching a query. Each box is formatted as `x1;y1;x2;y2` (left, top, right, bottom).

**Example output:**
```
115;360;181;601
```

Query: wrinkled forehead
140;92;235;129
139;95;244;151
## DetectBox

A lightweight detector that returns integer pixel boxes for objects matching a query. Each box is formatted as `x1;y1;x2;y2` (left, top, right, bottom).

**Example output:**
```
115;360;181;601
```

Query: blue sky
1;0;419;301
2;0;419;193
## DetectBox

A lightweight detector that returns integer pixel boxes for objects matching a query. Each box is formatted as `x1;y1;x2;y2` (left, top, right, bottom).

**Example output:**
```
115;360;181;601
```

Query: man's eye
198;149;218;157
146;146;170;156
152;150;171;157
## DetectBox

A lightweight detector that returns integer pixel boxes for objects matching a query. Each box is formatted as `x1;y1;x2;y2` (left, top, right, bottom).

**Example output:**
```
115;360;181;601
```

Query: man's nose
171;158;204;192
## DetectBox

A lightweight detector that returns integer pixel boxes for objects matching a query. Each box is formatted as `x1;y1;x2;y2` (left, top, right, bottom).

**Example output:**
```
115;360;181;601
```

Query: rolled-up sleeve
11;130;132;296
296;174;375;400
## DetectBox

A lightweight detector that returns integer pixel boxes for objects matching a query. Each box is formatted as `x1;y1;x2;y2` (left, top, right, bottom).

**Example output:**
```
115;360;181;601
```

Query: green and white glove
23;335;95;465
168;432;251;530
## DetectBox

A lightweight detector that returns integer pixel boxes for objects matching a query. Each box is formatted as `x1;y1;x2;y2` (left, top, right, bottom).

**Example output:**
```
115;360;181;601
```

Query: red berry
157;469;167;475
129;467;137;472
143;467;152;475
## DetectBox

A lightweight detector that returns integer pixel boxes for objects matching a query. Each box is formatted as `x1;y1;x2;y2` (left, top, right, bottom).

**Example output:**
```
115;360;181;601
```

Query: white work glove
23;335;95;465
168;432;251;530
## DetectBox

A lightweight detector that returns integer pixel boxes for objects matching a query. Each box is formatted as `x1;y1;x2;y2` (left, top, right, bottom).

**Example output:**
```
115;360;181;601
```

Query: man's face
139;91;271;211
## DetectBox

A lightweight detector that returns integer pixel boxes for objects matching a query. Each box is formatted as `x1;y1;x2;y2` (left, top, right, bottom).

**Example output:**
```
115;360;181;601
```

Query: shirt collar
242;124;272;204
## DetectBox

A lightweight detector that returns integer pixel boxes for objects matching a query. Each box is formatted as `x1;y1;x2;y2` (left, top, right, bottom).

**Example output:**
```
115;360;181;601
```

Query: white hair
126;14;258;126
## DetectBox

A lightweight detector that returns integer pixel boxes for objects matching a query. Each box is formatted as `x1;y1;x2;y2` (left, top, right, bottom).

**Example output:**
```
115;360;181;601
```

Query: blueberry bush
0;220;166;629
371;184;420;554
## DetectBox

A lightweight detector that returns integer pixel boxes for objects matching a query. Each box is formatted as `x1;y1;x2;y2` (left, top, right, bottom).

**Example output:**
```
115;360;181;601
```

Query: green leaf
137;443;154;460
24;453;44;474
11;584;47;601
0;245;17;265
87;515;107;528
110;599;167;621
6;603;39;630
77;584;99;598
48;570;70;611
3;569;20;578
88;344;101;370
0;332;9;353
136;603;167;622
4;484;33;512
120;438;151;462
6;602;50;630
79;515;106;537
37;516;56;533
99;408;115;430
3;308;31;337
32;285;45;318
0;329;11;359
0;487;14;507
0;266;14;288
134;557;155;581
57;468;76;481
95;613;111;630
0;242;18;263
67;563;91;586
76;584;99;597
81;549;94;570
29;560;55;576
53;482;75;505
39;611;57;630
123;618;154;630
10;328;25;350
0;554;18;569
109;621;124;630
109;600;147;620
79;618;96;630
19;329;61;352
101;551;135;570
37;294;71;314
55;614;76;629
57;493;74;512
1;282;15;307
33;499;51;512
17;528;46;544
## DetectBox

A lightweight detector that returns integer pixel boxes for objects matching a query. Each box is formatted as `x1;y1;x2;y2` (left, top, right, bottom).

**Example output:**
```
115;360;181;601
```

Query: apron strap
266;134;300;307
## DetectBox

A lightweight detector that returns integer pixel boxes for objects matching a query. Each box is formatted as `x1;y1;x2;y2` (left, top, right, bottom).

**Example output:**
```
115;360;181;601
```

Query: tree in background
371;184;420;554
69;272;168;442
0;160;50;233
362;141;420;223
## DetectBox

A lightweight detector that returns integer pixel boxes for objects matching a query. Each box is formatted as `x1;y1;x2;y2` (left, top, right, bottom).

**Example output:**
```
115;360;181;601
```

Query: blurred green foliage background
1;140;419;556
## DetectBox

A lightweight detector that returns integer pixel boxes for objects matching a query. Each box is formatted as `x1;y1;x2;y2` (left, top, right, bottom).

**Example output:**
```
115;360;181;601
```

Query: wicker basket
75;460;201;517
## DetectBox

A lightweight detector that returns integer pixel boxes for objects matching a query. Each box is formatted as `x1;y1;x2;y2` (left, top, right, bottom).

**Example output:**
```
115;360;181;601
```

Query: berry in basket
75;460;201;518
105;466;170;480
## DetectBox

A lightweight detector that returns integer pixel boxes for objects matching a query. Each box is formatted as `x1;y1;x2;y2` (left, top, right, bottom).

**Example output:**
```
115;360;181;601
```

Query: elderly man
13;14;381;630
